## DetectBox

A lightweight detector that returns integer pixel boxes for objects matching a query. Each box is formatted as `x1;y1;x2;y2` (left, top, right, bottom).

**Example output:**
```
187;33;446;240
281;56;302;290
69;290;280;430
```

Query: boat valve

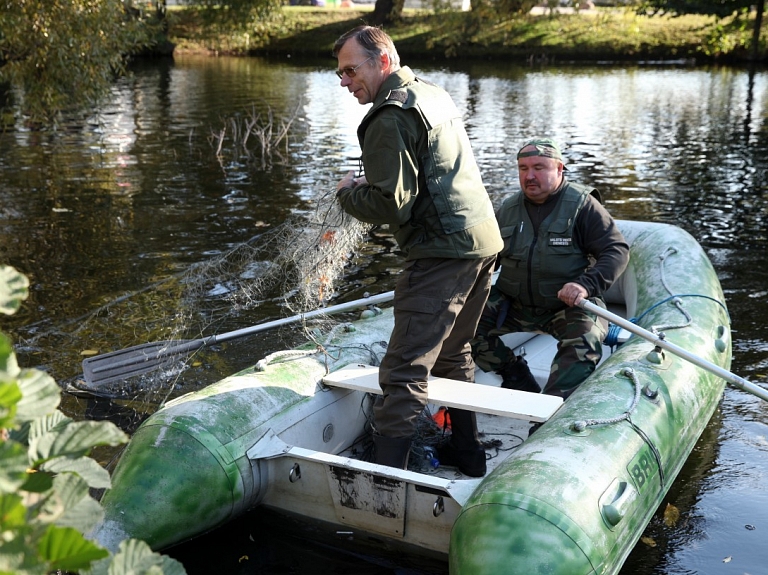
642;383;659;399
646;334;666;364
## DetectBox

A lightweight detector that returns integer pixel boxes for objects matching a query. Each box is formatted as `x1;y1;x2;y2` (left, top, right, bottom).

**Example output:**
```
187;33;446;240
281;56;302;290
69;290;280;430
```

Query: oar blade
82;340;198;387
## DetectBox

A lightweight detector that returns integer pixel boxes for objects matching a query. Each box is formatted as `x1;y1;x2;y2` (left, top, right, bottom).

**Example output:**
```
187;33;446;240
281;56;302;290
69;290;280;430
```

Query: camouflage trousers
471;285;607;398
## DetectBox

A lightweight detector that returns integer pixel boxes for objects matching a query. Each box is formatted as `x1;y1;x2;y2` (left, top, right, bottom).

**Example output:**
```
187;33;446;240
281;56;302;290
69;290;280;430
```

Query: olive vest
357;75;496;248
496;182;597;310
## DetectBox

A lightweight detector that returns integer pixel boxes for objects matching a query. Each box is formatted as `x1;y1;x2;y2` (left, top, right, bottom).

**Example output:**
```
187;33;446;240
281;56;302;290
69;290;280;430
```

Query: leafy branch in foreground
0;265;186;575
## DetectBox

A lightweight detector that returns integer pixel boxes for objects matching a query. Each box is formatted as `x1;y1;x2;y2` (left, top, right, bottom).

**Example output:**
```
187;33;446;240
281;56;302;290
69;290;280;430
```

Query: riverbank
166;5;767;63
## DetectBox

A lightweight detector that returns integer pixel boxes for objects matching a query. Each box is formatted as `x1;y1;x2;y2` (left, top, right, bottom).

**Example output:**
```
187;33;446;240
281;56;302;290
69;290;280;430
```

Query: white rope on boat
652;246;693;333
254;321;355;371
572;367;642;431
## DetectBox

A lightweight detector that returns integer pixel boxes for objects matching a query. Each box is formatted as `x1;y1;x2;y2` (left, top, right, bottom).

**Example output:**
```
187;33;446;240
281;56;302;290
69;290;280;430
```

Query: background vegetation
186;5;765;61
0;0;765;127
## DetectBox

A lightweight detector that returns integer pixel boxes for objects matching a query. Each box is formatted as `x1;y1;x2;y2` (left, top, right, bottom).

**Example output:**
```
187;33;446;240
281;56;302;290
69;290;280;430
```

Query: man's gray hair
332;25;401;69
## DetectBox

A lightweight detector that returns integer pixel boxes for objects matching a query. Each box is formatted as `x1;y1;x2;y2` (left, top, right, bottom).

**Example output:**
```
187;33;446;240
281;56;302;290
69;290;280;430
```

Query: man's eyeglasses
335;56;373;79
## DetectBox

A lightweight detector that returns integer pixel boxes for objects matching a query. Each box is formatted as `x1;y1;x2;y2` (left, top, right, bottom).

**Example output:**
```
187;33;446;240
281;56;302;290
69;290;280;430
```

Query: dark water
1;55;767;574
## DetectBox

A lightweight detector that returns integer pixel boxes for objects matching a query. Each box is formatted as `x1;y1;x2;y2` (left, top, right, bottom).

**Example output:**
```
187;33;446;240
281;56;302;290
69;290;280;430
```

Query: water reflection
1;55;767;574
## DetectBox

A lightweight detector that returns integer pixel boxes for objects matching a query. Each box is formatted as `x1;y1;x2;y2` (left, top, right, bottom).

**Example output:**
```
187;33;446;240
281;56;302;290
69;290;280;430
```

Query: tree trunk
372;0;405;25
157;0;168;34
751;0;764;61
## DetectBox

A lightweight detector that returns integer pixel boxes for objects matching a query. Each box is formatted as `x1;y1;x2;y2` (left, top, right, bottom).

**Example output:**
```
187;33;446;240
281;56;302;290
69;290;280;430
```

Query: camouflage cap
517;138;567;169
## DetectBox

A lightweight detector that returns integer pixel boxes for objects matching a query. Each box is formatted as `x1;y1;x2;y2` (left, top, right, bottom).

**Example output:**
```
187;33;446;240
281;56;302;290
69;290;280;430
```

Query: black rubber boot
498;356;540;393
373;434;412;469
437;408;487;477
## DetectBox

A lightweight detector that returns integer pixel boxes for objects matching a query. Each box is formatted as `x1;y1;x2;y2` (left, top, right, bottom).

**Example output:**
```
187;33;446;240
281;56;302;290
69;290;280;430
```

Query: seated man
472;138;630;399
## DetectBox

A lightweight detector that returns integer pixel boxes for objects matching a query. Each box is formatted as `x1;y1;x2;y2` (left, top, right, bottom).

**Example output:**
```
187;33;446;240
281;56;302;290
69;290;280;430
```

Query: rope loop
571;367;642;431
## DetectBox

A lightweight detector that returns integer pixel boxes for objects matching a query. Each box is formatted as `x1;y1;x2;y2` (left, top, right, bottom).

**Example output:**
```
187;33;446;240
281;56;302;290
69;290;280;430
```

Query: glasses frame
335;56;373;80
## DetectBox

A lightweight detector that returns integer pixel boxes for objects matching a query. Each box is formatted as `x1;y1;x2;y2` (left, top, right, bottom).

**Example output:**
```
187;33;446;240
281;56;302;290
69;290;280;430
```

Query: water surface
1;55;767;574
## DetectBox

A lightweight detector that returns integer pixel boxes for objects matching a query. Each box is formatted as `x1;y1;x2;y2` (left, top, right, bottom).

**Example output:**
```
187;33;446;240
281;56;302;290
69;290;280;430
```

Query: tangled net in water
190;190;370;317
17;189;371;407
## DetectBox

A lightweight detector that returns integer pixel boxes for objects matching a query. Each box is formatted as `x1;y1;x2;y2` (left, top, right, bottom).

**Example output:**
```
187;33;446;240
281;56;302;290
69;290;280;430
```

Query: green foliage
637;0;754;18
0;0;158;126
180;0;284;26
241;6;766;61
0;265;186;575
634;0;764;58
167;1;285;54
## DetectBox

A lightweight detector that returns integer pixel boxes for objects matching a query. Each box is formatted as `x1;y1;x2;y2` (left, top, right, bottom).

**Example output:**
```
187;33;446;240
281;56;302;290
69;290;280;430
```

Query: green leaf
156;554;188;575
56;495;104;534
0;380;21;429
39;473;89;524
0;440;30;493
107;538;187;575
42;456;112;489
30;420;128;463
43;473;104;533
0;493;26;530
19;470;54;493
38;525;109;572
0;333;20;380
28;410;71;444
0;532;30;573
15;368;61;424
0;266;29;316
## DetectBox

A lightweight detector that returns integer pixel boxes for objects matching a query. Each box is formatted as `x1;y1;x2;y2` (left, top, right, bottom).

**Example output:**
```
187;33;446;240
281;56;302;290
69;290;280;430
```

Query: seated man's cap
517;138;567;169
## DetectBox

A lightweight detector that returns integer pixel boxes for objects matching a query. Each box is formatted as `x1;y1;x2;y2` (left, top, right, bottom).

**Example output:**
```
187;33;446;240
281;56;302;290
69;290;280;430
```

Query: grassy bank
166;5;767;63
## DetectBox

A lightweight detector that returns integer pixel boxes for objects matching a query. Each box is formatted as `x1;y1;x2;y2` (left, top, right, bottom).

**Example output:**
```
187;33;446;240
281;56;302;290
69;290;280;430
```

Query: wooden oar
578;299;768;402
81;291;395;387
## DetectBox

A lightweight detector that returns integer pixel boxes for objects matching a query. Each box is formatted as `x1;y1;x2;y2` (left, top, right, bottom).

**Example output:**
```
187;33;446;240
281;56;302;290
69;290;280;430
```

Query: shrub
0;265;186;575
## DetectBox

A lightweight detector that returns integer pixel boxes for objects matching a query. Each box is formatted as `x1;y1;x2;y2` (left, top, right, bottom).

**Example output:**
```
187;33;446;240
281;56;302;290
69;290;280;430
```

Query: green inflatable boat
89;221;748;574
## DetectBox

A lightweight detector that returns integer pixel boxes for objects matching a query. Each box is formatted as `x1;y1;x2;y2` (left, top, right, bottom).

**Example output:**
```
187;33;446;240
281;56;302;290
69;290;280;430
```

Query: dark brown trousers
373;256;496;438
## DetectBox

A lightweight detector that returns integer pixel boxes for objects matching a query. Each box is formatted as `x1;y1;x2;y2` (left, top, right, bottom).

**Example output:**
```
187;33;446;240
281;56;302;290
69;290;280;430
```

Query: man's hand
558;282;588;307
336;170;367;192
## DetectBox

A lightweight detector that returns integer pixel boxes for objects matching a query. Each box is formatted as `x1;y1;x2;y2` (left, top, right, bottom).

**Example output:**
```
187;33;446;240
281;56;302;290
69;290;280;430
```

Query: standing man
333;26;503;477
472;138;629;400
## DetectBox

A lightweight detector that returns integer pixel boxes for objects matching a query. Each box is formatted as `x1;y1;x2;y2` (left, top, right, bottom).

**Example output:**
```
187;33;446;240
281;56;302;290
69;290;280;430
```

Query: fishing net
15;188;371;410
10;102;377;425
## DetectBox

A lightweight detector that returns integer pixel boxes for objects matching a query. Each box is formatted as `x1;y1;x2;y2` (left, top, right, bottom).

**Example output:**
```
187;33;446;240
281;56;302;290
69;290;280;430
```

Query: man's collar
374;66;414;103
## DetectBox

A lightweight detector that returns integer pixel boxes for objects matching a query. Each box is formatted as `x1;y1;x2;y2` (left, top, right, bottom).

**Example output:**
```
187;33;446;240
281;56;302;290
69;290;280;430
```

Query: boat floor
334;302;626;480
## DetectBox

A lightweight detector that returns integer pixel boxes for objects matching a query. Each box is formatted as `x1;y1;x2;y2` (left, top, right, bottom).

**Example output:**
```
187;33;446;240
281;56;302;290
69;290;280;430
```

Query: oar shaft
82;291;395;387
579;299;768;403
212;291;395;344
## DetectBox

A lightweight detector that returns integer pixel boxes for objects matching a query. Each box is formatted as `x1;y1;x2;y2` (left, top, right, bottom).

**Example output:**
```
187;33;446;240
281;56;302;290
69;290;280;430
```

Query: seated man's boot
436;408;486;477
373;434;412;469
497;356;540;393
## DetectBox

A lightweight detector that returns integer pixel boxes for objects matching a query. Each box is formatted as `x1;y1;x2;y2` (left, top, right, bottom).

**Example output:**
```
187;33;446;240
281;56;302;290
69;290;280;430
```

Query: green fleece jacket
337;67;502;261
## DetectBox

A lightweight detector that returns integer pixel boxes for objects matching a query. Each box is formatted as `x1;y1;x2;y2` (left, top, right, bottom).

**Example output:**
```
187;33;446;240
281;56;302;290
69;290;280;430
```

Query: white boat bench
323;363;563;423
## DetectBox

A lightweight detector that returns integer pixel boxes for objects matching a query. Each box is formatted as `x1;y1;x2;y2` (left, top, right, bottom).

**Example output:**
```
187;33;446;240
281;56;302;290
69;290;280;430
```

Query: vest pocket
538;279;563;300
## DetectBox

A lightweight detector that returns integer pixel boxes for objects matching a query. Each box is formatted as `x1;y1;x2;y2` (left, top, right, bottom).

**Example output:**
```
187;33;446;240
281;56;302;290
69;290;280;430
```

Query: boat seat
322;364;563;423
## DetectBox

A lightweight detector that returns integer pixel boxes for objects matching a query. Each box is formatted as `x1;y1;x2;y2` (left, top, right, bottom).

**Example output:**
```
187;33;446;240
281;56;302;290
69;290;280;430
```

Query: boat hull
450;220;731;574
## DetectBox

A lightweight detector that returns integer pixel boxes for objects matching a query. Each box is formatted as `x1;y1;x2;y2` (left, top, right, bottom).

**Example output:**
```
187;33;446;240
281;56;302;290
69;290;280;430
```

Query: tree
371;0;407;25
0;1;157;126
637;0;766;61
